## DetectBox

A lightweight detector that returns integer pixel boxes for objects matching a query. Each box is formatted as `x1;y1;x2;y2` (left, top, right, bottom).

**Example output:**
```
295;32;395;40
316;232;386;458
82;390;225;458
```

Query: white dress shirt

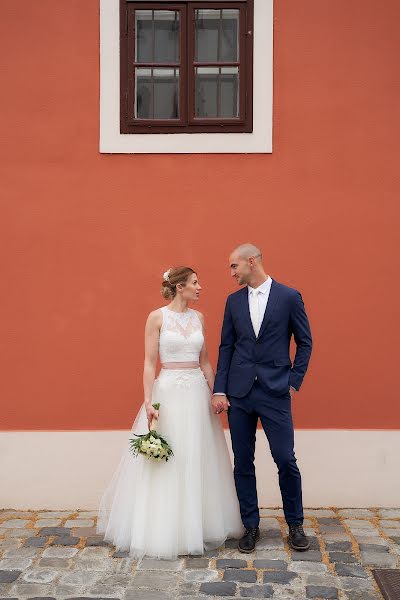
248;276;273;335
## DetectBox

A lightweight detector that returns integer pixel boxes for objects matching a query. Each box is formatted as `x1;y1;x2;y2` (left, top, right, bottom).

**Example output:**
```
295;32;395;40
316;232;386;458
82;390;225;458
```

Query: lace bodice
159;306;204;363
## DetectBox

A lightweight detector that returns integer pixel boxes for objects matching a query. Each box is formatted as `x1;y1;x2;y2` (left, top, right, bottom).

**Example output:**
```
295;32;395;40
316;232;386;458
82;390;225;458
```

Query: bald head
229;243;267;288
233;243;262;261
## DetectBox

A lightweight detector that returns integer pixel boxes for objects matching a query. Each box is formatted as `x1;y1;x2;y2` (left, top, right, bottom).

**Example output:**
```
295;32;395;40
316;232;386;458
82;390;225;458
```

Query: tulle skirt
96;367;244;559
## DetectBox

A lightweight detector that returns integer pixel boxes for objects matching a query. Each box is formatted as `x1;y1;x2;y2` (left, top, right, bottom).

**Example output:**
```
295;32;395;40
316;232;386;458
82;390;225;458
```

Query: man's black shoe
238;527;260;553
288;524;309;551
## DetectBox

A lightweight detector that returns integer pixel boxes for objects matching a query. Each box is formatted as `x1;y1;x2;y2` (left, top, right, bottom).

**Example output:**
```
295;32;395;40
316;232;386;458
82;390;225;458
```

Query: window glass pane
221;10;239;62
195;67;239;118
135;68;179;119
195;9;239;63
135;10;180;64
135;10;152;63
154;10;180;63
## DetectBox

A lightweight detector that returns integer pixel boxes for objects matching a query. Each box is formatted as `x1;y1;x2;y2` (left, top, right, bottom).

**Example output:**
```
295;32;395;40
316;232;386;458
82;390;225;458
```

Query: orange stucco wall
1;1;399;430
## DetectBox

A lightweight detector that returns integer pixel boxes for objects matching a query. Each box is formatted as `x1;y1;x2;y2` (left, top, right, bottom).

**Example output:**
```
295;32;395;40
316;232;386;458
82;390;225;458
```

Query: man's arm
213;296;236;396
289;291;312;391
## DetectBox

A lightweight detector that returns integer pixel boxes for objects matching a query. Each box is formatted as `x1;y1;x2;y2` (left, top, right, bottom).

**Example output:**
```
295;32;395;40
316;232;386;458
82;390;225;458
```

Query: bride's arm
143;310;162;429
197;312;215;392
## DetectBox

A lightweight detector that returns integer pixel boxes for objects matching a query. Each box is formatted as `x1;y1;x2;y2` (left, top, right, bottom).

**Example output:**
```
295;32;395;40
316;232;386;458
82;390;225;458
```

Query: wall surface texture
1;0;399;507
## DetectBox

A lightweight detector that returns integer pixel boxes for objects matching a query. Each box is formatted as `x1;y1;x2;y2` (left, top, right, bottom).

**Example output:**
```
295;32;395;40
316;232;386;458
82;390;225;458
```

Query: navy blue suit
213;279;312;528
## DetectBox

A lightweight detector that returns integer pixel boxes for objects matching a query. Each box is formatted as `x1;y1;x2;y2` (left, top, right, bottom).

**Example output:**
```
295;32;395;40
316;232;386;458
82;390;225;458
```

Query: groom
212;243;313;553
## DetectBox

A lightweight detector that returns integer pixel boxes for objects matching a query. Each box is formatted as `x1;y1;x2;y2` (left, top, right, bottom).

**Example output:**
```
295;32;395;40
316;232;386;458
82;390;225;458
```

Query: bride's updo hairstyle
161;267;195;300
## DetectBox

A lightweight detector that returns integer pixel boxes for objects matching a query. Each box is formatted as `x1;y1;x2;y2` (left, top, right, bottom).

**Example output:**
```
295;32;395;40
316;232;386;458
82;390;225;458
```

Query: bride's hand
146;404;159;430
211;394;230;414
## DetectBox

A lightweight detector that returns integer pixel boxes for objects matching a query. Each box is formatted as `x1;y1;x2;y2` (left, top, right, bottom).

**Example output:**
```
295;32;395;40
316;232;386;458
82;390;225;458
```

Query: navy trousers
227;380;304;528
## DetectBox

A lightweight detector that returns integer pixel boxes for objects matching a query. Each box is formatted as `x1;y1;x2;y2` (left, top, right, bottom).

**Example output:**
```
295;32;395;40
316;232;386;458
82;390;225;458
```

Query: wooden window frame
120;0;254;134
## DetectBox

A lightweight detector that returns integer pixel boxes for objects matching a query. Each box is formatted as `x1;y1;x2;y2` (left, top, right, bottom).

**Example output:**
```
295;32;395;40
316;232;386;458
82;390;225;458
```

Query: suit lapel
238;286;257;340
257;279;280;339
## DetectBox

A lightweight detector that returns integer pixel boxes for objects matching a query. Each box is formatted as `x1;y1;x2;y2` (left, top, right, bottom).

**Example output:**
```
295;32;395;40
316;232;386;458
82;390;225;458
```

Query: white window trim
99;0;273;154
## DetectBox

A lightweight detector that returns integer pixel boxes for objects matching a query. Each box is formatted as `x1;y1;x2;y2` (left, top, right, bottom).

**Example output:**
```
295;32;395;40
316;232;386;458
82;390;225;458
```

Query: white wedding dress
96;306;244;559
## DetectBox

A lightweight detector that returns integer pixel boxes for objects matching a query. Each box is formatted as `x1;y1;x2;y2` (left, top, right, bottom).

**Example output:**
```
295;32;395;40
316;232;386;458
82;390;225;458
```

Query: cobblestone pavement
1;508;400;599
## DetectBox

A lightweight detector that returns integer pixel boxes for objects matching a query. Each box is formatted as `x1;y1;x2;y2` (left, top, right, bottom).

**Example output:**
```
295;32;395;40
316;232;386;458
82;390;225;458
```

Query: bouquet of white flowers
129;403;173;462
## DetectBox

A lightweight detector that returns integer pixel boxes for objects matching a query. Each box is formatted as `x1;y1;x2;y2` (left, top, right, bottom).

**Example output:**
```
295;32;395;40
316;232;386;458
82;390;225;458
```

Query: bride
96;266;244;559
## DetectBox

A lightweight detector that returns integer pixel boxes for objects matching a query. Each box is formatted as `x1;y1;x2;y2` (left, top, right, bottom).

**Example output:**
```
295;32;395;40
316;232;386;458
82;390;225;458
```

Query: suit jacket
213;279;312;398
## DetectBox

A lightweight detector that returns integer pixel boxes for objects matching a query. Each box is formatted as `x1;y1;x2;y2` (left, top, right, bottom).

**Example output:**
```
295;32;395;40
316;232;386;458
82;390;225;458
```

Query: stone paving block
338;576;376;592
306;585;338;598
35;519;62;528
4;528;33;538
223;569;257;583
50;535;80;546
325;541;352;552
216;559;247;569
0;519;31;529
318;518;341;525
381;527;400;536
257;538;284;550
0;558;32;570
86;583;126;597
290;551;322;562
112;550;130;558
42;547;79;558
126;590;175;600
37;511;73;518
129;571;179;590
379;519;400;528
352;534;386;545
344;592;382;600
260;509;284;517
71;558;114;572
328;551;358;563
21;568;59;583
263;570;298;584
253;559;288;570
358;542;389;553
64;519;95;528
185;557;209;568
344;519;377;529
184;569;219;582
0;539;21;549
338;509;375;518
0;570;21;583
259;518;281;530
3;547;38;558
59;569;102;585
178;580;199;595
85;536;110;547
39;526;71;537
252;550;287;561
304;509;336;517
239;583;274;597
200;581;237;596
9;582;54;597
261;528;284;539
71;527;97;537
319;525;347;534
38;557;70;568
137;558;184;571
360;550;397;567
290;562;328;574
24;537;48;547
378;508;400;519
80;547;111;558
224;538;239;549
306;574;339;586
334;564;368;578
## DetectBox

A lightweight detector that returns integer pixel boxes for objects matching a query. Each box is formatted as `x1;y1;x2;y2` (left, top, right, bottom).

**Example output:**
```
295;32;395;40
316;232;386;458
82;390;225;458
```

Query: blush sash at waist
161;361;200;369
